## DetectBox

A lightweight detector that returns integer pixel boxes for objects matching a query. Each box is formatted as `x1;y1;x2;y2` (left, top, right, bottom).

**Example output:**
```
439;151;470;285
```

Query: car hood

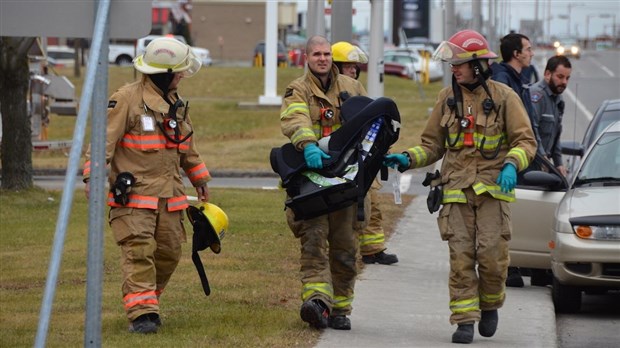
555;186;620;233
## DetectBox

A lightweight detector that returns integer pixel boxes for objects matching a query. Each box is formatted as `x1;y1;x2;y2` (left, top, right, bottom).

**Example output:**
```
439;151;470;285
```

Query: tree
0;37;36;190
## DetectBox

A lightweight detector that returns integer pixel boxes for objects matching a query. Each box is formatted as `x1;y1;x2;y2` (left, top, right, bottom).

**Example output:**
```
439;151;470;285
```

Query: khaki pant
358;178;387;256
109;198;186;321
436;188;511;325
287;204;359;316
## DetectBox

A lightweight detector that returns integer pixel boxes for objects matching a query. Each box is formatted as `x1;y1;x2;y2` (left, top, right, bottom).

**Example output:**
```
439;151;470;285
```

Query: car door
510;155;569;269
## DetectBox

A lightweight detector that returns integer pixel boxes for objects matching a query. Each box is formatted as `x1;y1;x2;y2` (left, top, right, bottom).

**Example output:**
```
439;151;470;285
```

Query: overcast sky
288;0;619;39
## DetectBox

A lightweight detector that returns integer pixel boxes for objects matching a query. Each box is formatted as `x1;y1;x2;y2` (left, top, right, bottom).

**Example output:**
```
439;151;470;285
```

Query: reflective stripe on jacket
404;80;536;202
280;64;367;150
82;75;210;205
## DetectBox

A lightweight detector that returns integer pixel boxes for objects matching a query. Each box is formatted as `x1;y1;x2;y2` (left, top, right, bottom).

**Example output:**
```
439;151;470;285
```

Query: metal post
442;0;455;87
34;0;111;347
472;0;481;34
259;1;282;105
84;0;110;345
367;0;384;98
331;0;353;43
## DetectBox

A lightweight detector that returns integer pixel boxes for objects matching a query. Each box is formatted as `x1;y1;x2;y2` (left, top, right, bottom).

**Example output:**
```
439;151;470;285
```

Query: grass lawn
2;64;437;346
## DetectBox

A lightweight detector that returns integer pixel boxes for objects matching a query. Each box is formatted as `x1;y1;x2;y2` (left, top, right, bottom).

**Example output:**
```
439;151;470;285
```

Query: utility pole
472;0;482;34
367;0;384;98
331;0;353;43
442;0;455;87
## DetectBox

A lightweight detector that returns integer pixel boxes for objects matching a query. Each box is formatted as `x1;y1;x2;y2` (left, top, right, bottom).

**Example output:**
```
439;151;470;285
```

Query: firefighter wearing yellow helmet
82;36;211;334
331;41;368;80
332;42;399;266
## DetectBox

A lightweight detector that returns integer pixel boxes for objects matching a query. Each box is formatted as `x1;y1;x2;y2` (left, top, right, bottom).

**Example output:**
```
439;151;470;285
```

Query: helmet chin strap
471;58;499;114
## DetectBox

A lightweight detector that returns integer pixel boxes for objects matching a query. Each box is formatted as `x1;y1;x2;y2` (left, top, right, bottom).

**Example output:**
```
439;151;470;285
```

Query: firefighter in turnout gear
331;41;398;266
280;36;367;331
384;29;536;344
82;37;211;334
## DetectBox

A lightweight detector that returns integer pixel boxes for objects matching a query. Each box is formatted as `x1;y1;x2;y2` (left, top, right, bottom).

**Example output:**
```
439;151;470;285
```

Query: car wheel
116;55;133;66
552;276;581;313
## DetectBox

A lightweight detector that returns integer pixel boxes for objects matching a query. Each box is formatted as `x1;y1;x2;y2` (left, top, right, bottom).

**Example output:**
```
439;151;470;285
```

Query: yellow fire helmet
186;202;228;254
331;41;368;64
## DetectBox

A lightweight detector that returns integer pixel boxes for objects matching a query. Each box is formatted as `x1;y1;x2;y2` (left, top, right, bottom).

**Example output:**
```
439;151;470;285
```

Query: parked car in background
108;35;212;67
550;120;620;312
384;48;443;82
510;121;620;313
562;99;620;179
253;40;288;66
46;46;76;67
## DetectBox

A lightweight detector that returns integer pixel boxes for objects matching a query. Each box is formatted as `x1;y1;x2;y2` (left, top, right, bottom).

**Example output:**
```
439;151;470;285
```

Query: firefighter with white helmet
83;36;211;334
384;29;537;343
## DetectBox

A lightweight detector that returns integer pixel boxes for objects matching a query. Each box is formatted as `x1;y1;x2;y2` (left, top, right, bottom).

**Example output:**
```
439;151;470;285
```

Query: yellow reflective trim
358;233;385;247
280;102;309;119
409;146;428;167
472;182;515;202
449;297;480;314
480;291;504;304
302;282;333;301
291;128;316;144
507;147;528;170
332;295;354;309
445;132;507;150
442;189;467;203
456;48;490;59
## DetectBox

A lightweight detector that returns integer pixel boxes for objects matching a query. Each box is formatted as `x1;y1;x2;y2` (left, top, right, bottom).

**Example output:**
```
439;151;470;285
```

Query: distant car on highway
554;38;581;59
384;49;443;82
253;40;289;66
46;46;76;67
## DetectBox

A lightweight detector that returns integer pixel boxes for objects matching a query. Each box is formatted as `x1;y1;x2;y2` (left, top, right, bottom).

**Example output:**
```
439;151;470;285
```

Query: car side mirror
561;140;584;157
522;171;565;189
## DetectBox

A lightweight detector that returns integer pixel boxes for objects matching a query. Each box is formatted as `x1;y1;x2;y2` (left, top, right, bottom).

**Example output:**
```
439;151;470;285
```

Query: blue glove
496;163;517;193
383;153;410;172
304;143;331;169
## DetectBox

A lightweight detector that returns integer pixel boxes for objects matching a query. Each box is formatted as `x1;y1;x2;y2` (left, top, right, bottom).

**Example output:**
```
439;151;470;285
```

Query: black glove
111;172;135;206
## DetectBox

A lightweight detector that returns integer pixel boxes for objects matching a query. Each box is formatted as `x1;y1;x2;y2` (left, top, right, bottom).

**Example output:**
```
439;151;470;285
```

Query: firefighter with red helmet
83;37;211;334
384;29;536;343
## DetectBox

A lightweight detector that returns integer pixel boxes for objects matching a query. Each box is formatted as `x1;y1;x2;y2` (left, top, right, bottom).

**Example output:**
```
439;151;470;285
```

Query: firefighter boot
128;314;158;334
478;309;498;337
451;322;474;344
505;267;524;287
148;313;162;326
328;315;351;330
362;250;399;265
300;299;329;329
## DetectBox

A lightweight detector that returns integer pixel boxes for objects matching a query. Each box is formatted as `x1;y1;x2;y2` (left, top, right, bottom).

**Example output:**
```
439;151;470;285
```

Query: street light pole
567;3;584;37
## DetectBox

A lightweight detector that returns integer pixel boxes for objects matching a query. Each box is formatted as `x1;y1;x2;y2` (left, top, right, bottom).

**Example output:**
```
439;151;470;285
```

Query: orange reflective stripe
82;161;91;176
186;163;210;183
123;290;159;310
119;134;166;149
107;193;159;209
167;196;189;211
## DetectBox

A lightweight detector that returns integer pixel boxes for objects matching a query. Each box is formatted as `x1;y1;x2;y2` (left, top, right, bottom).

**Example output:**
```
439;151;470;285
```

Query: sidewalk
316;195;557;348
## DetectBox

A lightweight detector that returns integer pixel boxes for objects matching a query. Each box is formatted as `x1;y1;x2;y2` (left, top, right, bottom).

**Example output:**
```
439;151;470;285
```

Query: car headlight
571;46;579;54
557;46;566;55
574;225;620;240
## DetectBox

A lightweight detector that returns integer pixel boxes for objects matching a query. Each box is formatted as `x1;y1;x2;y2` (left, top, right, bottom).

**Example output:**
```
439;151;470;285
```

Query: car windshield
574;132;620;186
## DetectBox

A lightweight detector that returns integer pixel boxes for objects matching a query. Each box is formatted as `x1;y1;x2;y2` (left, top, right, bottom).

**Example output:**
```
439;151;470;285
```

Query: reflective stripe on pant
437;187;510;325
358;179;387;256
293;204;359;316
110;198;186;321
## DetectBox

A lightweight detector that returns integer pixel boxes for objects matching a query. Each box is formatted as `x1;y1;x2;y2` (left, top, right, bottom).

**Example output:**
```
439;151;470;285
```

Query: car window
48;51;74;60
588;109;620;147
575;132;620;184
517;153;567;190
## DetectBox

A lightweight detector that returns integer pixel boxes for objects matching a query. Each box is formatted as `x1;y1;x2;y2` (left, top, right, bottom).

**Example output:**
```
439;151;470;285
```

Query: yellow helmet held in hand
186;202;228;254
331;41;368;63
133;37;201;77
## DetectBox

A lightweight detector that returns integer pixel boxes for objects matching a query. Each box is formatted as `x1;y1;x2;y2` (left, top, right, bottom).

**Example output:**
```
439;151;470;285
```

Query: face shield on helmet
332;41;369;64
186;202;228;254
133;37;202;78
432;29;497;65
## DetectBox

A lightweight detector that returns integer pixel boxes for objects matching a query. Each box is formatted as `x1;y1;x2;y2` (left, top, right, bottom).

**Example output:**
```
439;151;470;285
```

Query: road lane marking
590;57;616;77
563;87;593;121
